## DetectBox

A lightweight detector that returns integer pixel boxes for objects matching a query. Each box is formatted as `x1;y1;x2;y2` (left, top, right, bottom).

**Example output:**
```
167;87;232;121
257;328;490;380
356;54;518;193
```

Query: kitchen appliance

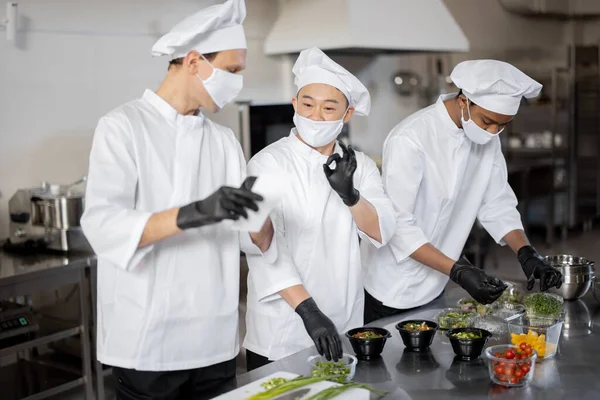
545;255;595;300
264;0;469;55
7;177;91;253
0;301;38;344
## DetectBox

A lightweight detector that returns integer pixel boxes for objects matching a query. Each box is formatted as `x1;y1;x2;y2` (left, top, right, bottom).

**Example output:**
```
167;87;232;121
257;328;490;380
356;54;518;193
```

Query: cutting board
213;371;370;399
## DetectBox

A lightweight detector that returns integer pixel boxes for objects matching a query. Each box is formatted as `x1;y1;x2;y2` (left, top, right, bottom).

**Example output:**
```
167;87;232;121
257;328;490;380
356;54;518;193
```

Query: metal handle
67;175;87;189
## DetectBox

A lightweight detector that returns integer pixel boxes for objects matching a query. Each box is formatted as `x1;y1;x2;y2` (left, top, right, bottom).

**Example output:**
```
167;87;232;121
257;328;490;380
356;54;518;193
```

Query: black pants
363;289;445;324
246;349;272;372
113;358;236;400
363;290;411;324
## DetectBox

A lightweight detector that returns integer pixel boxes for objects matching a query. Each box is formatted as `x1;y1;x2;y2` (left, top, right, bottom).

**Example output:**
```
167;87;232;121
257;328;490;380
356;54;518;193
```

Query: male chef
363;60;563;324
80;1;268;398
243;47;395;371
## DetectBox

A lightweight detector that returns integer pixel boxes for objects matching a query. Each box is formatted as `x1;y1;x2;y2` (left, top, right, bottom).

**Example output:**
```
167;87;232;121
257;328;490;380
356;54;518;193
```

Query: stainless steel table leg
79;268;94;400
89;262;106;400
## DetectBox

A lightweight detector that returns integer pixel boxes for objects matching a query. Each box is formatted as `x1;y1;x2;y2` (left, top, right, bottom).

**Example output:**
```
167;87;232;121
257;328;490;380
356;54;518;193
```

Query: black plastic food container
446;328;492;360
345;327;392;360
395;320;439;351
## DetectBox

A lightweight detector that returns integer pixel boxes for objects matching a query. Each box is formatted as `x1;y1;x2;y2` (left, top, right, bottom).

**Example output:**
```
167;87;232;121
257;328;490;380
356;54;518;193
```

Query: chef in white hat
362;60;562;324
242;47;395;370
81;1;271;398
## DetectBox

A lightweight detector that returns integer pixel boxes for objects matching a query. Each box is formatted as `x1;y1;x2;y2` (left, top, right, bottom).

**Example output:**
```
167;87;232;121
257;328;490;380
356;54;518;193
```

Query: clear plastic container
435;308;476;330
456;297;492;316
522;292;564;321
507;313;564;360
307;353;357;382
485;345;537;387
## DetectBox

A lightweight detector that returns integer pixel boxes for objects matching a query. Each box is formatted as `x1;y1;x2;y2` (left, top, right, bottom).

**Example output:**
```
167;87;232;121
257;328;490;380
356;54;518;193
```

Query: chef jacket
81;89;257;371
243;131;395;360
363;93;524;309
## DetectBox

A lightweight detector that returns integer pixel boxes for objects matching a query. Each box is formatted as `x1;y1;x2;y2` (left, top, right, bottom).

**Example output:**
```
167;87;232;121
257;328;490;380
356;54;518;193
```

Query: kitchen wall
0;0;581;238
0;0;284;238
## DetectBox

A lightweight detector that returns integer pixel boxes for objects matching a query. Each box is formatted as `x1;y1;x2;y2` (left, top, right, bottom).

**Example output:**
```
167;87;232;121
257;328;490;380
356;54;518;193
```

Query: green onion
305;383;388;400
245;376;332;400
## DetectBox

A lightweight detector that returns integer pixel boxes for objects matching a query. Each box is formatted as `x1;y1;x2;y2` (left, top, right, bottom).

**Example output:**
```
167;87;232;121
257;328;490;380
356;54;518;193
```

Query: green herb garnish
523;293;562;317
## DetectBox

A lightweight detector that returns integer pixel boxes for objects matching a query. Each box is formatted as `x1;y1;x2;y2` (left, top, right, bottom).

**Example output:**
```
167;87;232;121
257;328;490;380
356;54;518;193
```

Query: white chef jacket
81;90;251;371
363;93;524;309
243;131;395;360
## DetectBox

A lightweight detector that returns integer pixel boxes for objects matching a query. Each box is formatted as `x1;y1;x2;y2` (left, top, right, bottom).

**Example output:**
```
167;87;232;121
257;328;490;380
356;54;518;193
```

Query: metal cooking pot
31;195;84;229
30;179;86;230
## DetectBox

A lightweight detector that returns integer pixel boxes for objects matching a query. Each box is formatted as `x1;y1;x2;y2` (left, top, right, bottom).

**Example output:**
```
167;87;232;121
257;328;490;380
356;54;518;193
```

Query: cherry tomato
504;367;515;376
510;376;519;384
494;366;504;375
526;348;533;356
515;354;522;360
499;375;508;382
505;350;515;359
515;369;524;378
494;352;501;357
498;361;506;367
521;365;530;374
519;343;527;351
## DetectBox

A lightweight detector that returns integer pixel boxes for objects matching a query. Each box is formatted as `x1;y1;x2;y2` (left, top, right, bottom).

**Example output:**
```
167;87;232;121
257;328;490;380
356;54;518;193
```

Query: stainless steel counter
0;247;95;298
224;283;600;400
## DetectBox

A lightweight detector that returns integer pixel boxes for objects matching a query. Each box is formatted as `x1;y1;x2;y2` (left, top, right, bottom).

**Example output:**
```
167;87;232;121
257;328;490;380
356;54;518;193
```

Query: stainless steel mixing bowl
545;255;594;301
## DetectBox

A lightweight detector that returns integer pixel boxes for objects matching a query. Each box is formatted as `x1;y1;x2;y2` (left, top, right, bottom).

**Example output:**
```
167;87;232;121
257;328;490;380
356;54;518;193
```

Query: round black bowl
446;328;492;360
395;320;439;351
345;327;392;360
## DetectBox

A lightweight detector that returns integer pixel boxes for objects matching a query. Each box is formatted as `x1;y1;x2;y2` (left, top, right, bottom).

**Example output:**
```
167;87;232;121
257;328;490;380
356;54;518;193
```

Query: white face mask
293;109;348;147
196;55;243;110
461;101;504;145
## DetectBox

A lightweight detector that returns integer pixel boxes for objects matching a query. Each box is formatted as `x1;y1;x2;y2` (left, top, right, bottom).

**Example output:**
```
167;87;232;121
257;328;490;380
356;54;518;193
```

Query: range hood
264;0;470;55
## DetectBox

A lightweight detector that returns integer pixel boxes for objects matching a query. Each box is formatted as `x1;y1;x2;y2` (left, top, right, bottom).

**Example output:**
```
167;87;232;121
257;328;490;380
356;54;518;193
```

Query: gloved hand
517;245;563;291
450;256;508;304
323;141;360;207
176;177;262;230
295;297;342;362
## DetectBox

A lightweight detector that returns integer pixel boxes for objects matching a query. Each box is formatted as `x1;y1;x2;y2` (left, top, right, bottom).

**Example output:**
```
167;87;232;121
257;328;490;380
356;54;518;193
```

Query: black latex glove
295;297;342;362
517;245;563;291
176;177;262;230
323;141;360;207
450;256;508;304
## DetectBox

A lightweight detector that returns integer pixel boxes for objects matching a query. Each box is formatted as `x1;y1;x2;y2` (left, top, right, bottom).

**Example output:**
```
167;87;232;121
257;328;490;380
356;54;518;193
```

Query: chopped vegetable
311;361;350;383
498;288;521;305
458;298;491;316
523;293;562;318
438;312;472;329
246;376;330;400
402;322;432;331
510;330;554;358
305;383;387;400
352;331;384;339
452;330;483;339
260;377;289;391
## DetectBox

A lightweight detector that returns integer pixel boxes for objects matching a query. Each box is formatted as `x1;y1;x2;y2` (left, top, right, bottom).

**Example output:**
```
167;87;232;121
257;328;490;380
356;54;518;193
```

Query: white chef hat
450;60;542;116
292;47;371;116
151;0;247;59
